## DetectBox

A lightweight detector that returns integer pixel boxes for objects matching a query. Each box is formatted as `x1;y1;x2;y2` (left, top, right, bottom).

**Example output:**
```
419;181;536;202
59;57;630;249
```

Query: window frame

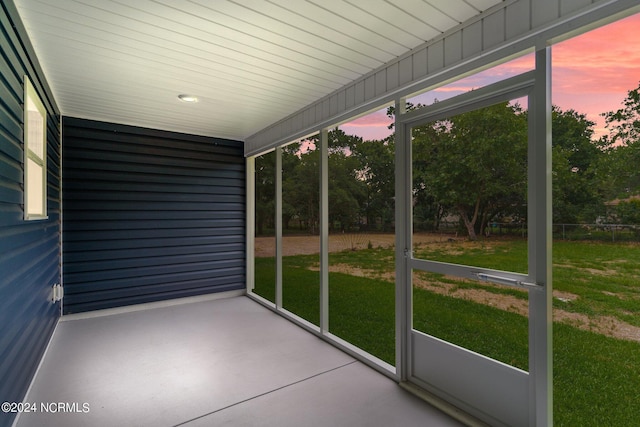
24;76;48;220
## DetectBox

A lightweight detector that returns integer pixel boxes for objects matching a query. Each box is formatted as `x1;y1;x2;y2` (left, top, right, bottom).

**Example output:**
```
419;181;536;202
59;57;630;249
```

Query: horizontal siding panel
63;234;244;252
1;238;60;291
0;47;22;96
47;154;61;177
64;281;244;314
0;221;59;262
3;272;59;338
0;180;22;204
47;161;61;180
0;77;23;125
65;250;245;274
64;242;245;263
0;114;22;152
0;224;58;258
63;200;244;212
62;168;244;184
0;11;58;114
62;209;242;221
1;253;59;314
0;102;23;152
63;226;244;242
61;178;244;195
62;135;244;165
62;189;239;202
64;126;244;158
65;118;243;149
0;312;56;410
0;291;57;385
0;201;23;226
63;181;245;195
63;117;245;314
68;277;245;305
66;268;245;296
63;147;243;171
62;191;244;205
46;197;60;213
62;158;243;179
0;252;59;413
64;218;244;232
0;10;24;71
65;258;243;284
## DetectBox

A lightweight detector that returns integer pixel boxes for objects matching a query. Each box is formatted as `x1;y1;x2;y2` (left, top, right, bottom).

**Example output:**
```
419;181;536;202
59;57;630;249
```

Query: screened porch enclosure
2;1;640;427
246;56;554;426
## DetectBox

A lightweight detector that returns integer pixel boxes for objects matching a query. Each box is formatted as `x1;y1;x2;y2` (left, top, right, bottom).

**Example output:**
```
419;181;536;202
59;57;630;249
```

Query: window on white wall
24;76;47;220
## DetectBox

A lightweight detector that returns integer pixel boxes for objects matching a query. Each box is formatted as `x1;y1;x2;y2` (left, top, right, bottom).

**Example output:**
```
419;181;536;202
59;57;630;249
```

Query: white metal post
275;146;283;309
319;129;329;333
246;156;255;292
395;98;409;381
528;46;553;427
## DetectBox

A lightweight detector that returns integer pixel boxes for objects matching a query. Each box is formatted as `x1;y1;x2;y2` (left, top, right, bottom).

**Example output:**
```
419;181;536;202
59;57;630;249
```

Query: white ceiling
15;0;502;141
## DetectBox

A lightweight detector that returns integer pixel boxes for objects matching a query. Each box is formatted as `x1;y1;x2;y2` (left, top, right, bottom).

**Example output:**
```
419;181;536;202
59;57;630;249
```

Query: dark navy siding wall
0;2;61;426
62;117;245;314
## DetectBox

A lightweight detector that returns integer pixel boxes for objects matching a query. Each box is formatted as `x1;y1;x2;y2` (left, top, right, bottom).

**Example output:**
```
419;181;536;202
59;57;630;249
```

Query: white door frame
395;47;552;427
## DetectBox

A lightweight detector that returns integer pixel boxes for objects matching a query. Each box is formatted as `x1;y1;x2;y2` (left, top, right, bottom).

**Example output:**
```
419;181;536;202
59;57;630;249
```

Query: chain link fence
417;221;640;242
553;223;640;242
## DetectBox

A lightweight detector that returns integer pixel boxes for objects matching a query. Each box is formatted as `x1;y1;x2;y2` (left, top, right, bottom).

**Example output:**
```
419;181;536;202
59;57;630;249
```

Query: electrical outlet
52;284;63;302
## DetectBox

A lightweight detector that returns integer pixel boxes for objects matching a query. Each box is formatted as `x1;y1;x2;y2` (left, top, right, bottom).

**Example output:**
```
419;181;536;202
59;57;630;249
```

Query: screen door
397;69;552;427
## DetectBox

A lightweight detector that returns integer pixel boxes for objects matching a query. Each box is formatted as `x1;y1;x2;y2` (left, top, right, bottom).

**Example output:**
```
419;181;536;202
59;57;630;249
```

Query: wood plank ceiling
14;0;502;141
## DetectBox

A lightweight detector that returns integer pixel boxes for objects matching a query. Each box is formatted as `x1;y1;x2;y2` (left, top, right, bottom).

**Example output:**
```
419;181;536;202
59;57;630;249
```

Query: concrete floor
15;296;464;427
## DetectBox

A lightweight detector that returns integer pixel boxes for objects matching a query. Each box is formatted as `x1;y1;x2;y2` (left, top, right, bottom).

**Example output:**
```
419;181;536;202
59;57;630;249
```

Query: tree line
255;82;640;240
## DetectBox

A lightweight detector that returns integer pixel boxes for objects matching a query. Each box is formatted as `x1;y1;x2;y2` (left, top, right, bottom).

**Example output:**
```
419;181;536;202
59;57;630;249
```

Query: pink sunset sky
340;12;640;141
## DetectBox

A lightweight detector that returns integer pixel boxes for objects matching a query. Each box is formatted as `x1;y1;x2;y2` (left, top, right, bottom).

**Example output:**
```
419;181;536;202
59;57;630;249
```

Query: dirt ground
254;233;640;342
254;232;447;257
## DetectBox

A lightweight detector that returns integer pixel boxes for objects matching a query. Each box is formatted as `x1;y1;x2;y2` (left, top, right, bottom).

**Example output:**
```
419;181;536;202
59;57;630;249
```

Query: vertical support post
528;46;553;427
395;98;409;381
246;156;255;292
275;146;283;309
319;129;329;333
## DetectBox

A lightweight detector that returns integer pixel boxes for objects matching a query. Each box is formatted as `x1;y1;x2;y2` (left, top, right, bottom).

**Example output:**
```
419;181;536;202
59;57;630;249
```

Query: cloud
552;13;640;138
338;12;640;141
340;108;393;140
342;109;391;127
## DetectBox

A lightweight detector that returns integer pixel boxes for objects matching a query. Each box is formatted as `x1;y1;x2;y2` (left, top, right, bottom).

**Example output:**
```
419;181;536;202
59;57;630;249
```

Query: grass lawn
253;238;640;426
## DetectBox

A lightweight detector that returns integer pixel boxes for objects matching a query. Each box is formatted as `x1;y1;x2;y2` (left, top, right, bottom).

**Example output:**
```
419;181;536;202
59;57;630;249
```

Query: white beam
528;46;553;427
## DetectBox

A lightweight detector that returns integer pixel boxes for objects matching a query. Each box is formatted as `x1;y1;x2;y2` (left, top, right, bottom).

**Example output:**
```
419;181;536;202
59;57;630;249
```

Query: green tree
615;199;640;224
349;136;395;231
602;81;640;146
410;114;450;232
296;149;321;232
255;151;276;236
551;107;602;223
412;102;528;240
326;129;366;232
598;82;640;201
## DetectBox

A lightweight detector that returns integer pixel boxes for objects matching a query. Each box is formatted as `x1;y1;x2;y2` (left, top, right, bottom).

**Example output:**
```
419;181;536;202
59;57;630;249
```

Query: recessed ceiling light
178;94;198;103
